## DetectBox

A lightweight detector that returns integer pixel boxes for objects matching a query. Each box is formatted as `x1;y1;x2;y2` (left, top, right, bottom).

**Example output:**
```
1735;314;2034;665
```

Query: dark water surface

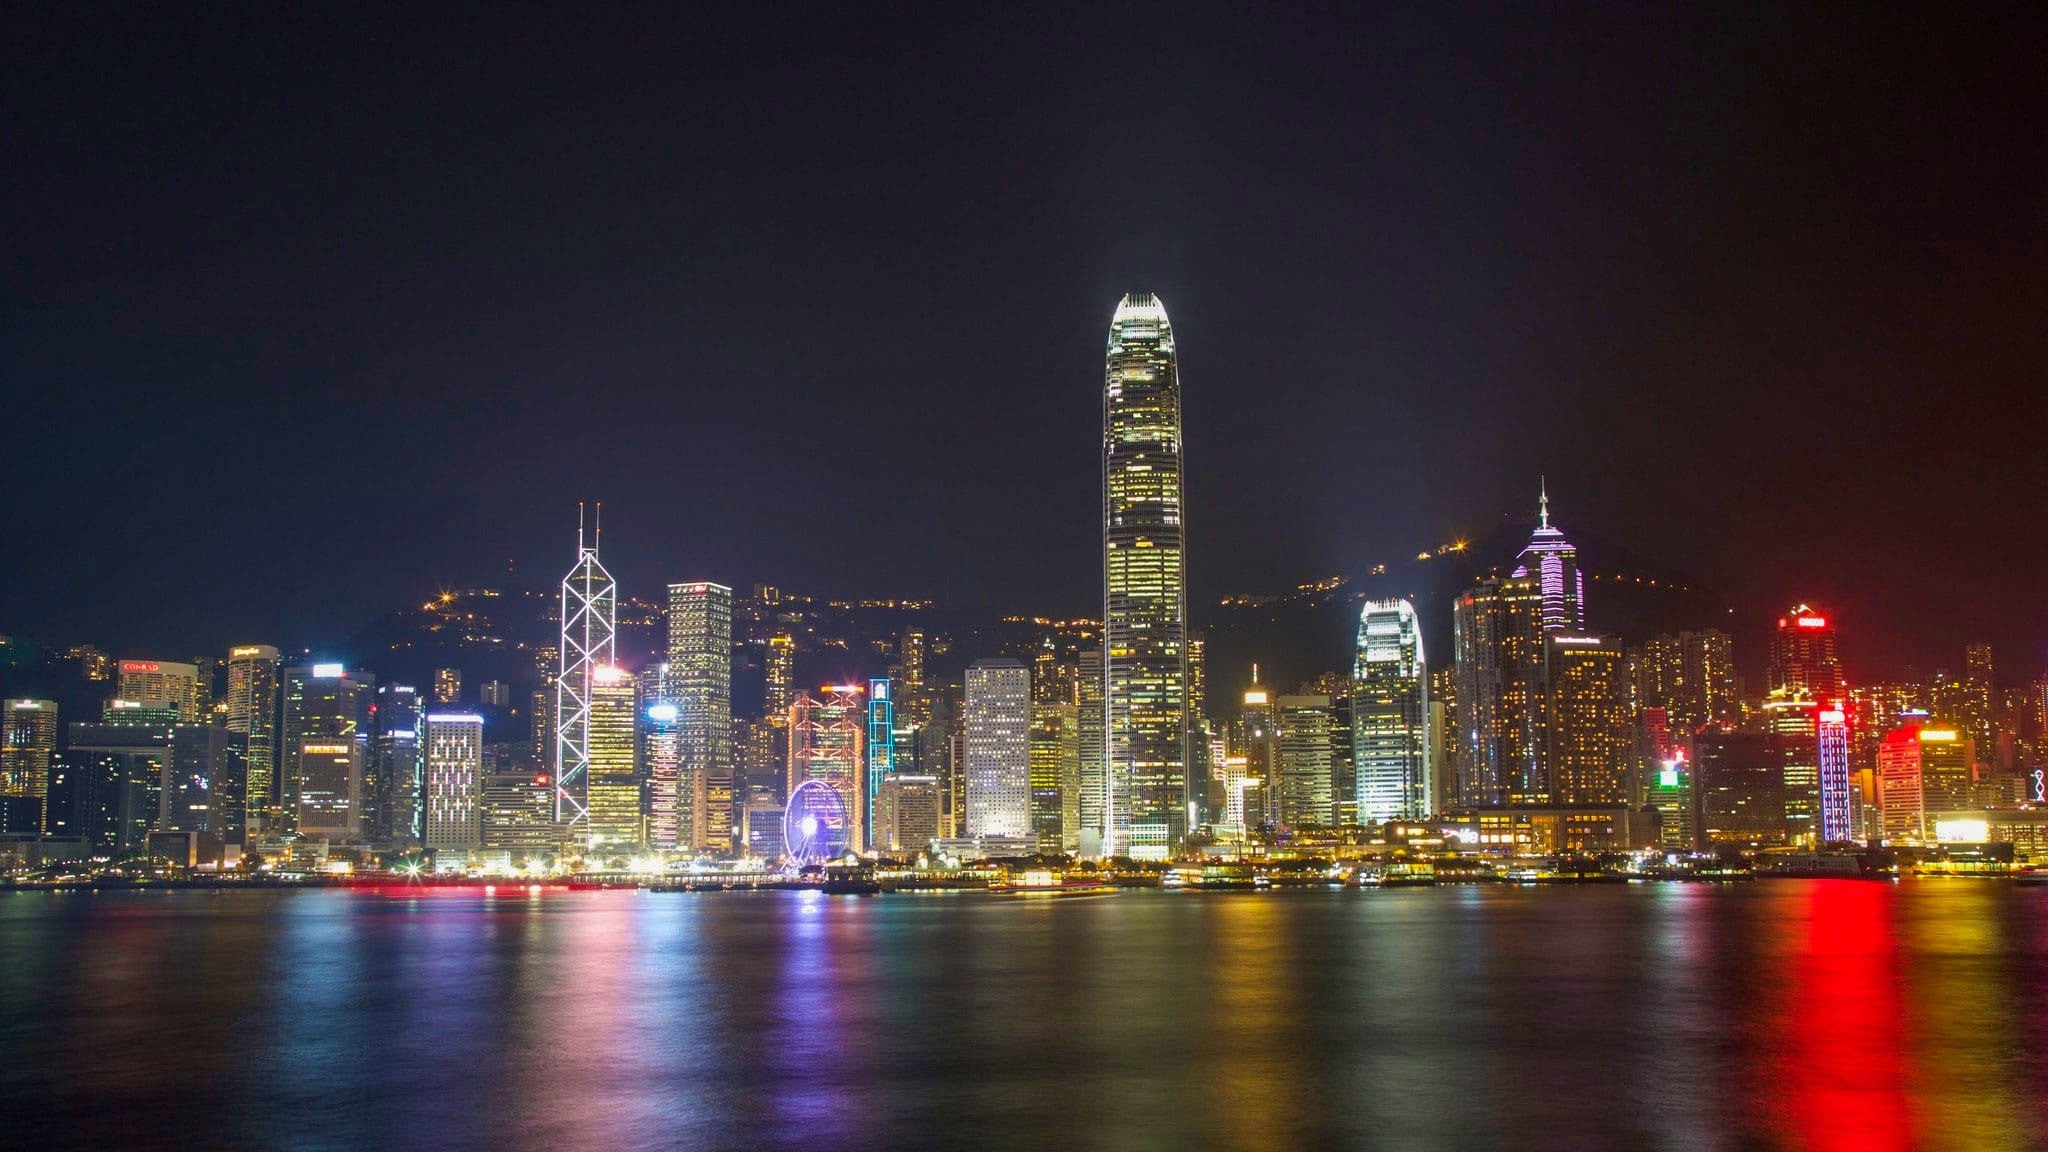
4;882;2046;1151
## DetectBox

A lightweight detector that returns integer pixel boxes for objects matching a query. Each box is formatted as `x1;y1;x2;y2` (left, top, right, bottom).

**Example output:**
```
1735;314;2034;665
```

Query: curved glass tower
1352;598;1429;822
1101;292;1188;859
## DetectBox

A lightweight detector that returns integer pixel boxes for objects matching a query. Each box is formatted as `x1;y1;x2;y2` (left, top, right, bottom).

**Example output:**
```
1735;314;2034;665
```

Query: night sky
5;6;2044;678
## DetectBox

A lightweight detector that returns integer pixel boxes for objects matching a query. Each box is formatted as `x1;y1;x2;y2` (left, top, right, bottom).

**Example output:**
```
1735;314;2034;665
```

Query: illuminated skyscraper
1451;574;1546;806
864;678;894;848
1768;606;1844;699
1275;696;1336;828
1101;292;1188;859
424;713;483;856
1351;598;1429;822
371;684;423;846
225;645;278;835
1544;635;1633;805
643;698;683;850
1028;700;1081;854
667;581;733;854
2;700;57;835
1876;725;1973;843
1511;481;1585;633
788;687;865;850
1817;701;1853;843
555;504;617;835
1763;688;1821;845
585;666;641;852
1636;630;1737;740
965;659;1032;839
874;774;942;854
283;663;373;841
1076;646;1106;856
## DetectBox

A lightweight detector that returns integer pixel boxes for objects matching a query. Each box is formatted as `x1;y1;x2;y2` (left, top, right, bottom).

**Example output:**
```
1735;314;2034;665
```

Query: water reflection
4;884;2048;1152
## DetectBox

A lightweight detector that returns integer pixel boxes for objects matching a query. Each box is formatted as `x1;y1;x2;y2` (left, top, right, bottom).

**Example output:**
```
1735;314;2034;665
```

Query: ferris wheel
783;780;851;866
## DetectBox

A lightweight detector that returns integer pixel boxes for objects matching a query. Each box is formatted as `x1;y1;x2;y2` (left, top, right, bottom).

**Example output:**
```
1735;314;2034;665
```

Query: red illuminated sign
1796;616;1828;628
120;661;161;672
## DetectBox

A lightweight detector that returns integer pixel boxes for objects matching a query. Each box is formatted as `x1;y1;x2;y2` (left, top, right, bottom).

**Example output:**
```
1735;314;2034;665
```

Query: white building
425;713;483;855
964;659;1031;838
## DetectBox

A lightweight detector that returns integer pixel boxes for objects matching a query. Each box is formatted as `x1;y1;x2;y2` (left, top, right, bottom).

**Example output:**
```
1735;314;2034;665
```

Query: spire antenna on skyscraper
1539;476;1550;529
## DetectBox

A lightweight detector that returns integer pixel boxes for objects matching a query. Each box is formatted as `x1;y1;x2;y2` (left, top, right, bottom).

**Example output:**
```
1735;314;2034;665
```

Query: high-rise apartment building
965;660;1031;839
1352;599;1429;822
224;645;278;836
1102;292;1188;859
667;581;733;855
424;713;483;856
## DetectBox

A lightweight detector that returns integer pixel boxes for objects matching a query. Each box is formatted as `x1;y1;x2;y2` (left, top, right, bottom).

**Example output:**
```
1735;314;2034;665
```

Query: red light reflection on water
1773;881;1912;1152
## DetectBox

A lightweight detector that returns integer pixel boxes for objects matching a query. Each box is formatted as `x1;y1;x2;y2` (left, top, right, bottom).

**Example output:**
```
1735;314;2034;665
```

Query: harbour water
3;882;2044;1151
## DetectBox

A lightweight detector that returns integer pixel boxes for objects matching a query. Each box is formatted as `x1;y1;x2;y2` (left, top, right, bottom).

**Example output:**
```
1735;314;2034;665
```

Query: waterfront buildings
370;683;422;846
555;507;618;838
283;663;373;841
1876;724;1974;843
585;666;642;853
1102;292;1189;859
1544;635;1633;806
1351;598;1429;822
874;773;943;854
1763;689;1821;845
643;698;683;850
865;677;894;849
965;659;1031;839
1275;695;1336;828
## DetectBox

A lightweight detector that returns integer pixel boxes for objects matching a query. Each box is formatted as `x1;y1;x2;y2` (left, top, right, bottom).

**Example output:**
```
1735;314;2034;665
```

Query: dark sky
4;5;2045;679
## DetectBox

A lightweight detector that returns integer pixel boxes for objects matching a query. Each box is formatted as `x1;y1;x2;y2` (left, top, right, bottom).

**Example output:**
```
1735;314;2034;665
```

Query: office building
643;699;683;851
65;722;173;855
1451;573;1547;807
1351;598;1429;822
2;699;58;835
1635;630;1737;740
1768;606;1844;700
1762;689;1821;845
1877;725;1973;843
371;684;423;847
1817;701;1853;843
965;659;1031;839
865;678;894;848
1545;635;1633;806
1696;730;1787;847
481;766;556;853
282;663;373;841
1076;646;1106;856
556;506;618;838
424;713;483;855
1512;482;1585;633
1028;700;1081;854
585;666;641;853
224;645;278;836
667;581;734;856
874;774;943;854
1102;292;1189;858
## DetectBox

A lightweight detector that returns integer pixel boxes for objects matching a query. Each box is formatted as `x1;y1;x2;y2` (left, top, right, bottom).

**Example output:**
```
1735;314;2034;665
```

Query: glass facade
1352;599;1429;822
1102;293;1188;858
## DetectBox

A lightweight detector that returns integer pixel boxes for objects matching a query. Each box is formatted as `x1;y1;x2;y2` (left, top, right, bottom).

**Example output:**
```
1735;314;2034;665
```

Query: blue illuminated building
865;677;893;848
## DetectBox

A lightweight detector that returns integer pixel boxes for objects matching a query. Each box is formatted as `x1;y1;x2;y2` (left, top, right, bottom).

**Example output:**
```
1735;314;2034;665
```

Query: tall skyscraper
1101;292;1188;859
371;684;423;847
585;666;641;853
1817;701;1853;843
424;713;483;856
1544;635;1633;805
2;700;58;835
965;660;1032;839
1763;688;1821;845
666;581;733;855
1351;598;1429;823
1876;724;1972;843
1028;699;1081;854
1451;574;1546;806
1636;630;1737;740
1274;696;1336;828
1076;646;1106;856
555;505;617;836
225;645;278;836
864;677;894;848
643;699;683;850
1512;481;1585;633
1768;606;1844;699
283;663;373;841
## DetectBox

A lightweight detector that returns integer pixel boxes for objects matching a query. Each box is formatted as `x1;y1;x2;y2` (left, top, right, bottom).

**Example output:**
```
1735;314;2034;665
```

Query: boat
988;869;1116;897
820;864;881;895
